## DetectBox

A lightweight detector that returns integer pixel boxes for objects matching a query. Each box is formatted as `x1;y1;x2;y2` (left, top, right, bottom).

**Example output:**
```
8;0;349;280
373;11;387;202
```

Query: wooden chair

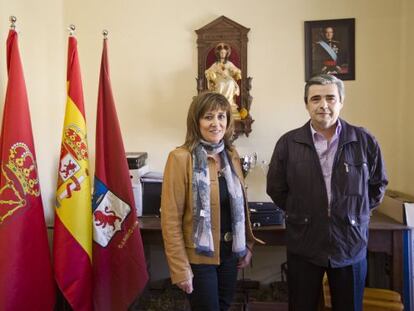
322;274;404;311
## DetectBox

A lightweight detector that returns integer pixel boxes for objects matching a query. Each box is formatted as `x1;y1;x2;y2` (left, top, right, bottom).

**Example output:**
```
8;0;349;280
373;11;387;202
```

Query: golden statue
205;43;242;119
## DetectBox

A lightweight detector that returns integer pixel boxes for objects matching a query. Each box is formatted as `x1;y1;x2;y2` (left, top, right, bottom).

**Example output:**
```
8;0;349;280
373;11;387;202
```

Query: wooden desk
367;212;409;296
139;211;409;296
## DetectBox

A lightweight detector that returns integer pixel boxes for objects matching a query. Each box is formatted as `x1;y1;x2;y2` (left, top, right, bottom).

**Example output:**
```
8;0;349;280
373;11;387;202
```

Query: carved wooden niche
195;16;254;139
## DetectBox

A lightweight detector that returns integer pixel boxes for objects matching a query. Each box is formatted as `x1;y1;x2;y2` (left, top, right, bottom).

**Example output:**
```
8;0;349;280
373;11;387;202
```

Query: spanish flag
53;34;93;311
0;29;55;311
92;37;148;311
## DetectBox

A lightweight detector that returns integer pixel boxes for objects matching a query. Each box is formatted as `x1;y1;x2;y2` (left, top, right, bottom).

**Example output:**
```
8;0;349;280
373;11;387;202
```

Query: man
313;27;343;75
267;74;388;311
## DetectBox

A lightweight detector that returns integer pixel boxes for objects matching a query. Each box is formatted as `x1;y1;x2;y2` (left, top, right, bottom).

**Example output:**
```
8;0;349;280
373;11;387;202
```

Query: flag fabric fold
92;38;148;311
0;29;55;311
53;35;93;311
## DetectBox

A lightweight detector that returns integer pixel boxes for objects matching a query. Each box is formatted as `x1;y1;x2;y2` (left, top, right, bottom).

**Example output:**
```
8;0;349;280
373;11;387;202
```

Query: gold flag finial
68;24;76;36
9;16;17;30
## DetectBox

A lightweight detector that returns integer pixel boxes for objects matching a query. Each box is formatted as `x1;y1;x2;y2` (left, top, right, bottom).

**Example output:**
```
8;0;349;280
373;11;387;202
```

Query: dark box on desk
142;181;162;216
126;152;148;170
249;202;284;227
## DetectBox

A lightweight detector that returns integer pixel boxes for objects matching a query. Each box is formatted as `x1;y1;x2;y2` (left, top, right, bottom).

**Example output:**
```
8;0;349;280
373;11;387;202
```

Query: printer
126;152;163;217
140;171;163;216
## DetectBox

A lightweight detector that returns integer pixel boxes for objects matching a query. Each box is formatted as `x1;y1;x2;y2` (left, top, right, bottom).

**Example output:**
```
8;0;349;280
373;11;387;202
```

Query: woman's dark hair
183;91;234;152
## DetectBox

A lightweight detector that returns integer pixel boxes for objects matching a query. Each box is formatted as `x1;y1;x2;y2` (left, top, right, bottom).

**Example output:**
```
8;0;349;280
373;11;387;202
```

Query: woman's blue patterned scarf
192;140;247;257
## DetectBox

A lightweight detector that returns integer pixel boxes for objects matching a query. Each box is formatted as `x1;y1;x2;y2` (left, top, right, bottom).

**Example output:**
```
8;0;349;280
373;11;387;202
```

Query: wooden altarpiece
195;16;254;139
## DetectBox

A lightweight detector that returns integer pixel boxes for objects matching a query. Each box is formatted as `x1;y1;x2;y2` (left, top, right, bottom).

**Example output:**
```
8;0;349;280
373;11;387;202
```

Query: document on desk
404;203;414;227
403;202;414;311
378;195;405;223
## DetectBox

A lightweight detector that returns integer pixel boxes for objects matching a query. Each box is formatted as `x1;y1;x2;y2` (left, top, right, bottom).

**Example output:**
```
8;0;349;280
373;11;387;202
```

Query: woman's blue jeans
187;241;239;311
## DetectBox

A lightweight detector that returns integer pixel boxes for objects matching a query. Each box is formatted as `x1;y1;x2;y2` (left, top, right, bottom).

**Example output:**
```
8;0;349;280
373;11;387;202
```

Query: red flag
53;35;93;311
0;29;55;311
92;38;148;311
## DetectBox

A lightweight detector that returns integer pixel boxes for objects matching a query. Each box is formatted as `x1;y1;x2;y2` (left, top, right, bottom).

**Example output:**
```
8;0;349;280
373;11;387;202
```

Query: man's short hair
304;74;345;104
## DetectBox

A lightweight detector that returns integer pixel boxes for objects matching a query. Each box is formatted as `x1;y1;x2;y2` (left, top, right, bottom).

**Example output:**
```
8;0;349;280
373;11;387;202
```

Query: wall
397;0;414;196
62;0;409;283
0;0;408;221
59;0;409;206
0;0;412;283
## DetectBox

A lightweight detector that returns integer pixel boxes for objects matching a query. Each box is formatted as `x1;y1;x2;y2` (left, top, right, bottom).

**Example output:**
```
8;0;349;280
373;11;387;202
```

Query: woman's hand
177;278;193;294
237;247;252;269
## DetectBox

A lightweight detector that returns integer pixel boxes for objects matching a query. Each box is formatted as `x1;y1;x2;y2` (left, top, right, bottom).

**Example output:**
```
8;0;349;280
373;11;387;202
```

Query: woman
161;92;261;310
205;42;242;120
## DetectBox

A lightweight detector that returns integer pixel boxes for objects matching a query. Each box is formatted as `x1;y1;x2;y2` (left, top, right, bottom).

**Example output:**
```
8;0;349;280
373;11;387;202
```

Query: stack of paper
404;203;414;227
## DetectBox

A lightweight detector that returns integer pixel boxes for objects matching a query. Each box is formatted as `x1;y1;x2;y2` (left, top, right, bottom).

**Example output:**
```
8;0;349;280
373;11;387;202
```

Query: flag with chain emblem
0;29;55;311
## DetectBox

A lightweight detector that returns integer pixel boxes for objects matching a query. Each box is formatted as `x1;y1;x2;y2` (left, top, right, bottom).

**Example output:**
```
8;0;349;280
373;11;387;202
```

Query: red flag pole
0;17;56;311
92;31;148;311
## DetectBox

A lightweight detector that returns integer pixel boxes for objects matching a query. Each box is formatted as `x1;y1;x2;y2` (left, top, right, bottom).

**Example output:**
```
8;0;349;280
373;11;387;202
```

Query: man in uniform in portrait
313;26;345;75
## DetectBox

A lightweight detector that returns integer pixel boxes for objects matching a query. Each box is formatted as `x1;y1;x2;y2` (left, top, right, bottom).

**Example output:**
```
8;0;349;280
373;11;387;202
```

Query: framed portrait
305;18;355;81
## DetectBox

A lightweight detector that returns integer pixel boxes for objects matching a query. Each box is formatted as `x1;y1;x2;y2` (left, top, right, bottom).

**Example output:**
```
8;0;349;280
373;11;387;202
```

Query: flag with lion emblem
92;37;148;311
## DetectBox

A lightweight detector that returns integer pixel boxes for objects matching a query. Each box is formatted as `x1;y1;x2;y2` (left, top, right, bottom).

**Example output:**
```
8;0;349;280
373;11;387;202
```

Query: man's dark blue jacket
267;119;388;267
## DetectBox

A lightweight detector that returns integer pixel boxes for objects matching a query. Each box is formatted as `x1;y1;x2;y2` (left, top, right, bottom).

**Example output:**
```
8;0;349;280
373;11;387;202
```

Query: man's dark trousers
287;252;367;311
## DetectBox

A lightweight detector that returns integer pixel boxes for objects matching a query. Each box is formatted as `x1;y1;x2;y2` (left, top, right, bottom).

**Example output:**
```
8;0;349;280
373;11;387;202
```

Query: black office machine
248;202;284;227
126;152;148;170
